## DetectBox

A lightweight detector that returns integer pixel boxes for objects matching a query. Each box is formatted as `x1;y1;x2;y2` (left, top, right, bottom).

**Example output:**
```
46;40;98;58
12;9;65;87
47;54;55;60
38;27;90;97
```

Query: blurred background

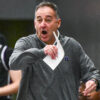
0;0;100;99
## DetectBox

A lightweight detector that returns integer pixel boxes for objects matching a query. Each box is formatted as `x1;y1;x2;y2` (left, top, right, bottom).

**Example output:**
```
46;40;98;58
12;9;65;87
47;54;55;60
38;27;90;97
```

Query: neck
46;30;60;45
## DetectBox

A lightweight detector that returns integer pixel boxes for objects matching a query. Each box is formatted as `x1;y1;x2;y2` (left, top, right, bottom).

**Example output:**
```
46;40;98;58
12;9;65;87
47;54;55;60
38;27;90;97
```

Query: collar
54;30;60;45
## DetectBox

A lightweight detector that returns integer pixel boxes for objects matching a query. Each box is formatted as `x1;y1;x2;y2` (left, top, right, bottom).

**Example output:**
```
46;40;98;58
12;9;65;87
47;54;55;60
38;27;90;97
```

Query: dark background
0;0;100;70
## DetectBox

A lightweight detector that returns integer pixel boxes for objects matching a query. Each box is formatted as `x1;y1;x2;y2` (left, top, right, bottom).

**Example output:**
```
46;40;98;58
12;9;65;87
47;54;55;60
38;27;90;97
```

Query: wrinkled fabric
9;33;100;100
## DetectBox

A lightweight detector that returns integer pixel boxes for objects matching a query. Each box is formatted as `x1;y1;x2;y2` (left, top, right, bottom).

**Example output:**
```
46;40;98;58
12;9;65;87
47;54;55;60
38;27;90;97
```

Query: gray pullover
9;33;100;100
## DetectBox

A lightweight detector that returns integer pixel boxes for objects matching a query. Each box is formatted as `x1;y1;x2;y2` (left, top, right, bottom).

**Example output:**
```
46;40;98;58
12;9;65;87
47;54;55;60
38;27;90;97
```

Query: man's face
34;6;61;44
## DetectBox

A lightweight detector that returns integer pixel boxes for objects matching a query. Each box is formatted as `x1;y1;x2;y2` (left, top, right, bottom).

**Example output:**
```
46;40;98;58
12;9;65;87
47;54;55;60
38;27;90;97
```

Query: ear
34;20;36;29
57;18;61;29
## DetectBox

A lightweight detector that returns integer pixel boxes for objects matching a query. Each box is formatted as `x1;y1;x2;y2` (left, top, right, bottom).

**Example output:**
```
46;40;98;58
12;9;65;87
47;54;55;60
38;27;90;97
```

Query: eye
37;19;42;23
45;19;52;23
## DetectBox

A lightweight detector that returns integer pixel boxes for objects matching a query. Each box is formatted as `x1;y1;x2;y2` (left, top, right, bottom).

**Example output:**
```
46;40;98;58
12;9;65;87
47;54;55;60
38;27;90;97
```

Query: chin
41;38;48;42
43;40;48;43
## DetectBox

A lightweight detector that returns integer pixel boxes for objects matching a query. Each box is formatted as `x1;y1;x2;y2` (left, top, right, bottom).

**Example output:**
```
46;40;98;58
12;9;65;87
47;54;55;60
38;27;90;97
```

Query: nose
40;20;46;28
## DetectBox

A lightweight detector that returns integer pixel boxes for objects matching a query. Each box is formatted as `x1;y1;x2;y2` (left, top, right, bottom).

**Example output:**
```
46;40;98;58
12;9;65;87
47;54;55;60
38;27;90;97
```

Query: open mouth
42;30;47;34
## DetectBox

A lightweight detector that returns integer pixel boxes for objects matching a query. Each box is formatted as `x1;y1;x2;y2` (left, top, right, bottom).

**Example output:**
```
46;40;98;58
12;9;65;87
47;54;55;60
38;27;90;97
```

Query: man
9;1;100;100
0;33;21;100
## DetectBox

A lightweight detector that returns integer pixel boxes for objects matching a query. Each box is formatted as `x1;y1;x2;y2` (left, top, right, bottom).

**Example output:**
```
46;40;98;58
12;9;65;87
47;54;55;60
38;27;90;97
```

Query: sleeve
4;47;13;69
0;45;13;70
9;37;46;70
71;38;100;90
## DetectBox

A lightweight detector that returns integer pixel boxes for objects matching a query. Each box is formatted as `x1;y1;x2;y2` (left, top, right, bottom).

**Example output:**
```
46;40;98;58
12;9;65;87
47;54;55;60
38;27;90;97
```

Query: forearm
0;70;21;96
9;48;45;70
0;81;20;96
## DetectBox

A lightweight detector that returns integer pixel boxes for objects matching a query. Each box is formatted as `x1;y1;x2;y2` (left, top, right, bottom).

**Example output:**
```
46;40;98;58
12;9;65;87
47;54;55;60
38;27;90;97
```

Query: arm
70;38;100;95
9;37;58;70
0;70;21;96
78;45;100;95
9;37;46;70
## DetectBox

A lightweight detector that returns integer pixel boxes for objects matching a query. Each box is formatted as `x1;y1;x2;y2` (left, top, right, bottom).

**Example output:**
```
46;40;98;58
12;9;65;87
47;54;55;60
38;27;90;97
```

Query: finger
83;85;96;96
85;80;96;91
44;45;53;55
83;81;94;96
44;45;58;59
47;45;58;59
86;93;91;96
48;48;57;59
85;83;96;92
44;45;50;55
47;49;54;59
52;45;58;57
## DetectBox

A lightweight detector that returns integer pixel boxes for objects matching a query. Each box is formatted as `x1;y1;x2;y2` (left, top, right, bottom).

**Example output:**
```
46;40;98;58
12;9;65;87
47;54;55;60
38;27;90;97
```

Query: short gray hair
35;1;60;19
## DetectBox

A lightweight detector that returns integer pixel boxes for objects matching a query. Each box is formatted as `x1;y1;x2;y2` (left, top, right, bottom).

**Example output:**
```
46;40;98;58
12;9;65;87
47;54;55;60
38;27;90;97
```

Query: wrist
91;79;98;86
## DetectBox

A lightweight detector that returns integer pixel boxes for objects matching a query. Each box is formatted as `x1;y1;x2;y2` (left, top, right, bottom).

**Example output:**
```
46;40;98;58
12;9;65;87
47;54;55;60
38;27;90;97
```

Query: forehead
35;6;56;18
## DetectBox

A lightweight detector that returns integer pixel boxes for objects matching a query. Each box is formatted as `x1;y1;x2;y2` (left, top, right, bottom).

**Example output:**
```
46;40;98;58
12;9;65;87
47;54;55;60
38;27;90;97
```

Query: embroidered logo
64;56;69;61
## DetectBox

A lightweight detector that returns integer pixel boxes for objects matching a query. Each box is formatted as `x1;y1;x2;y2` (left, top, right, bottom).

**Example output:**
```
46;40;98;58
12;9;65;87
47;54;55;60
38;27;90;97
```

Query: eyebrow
36;15;53;19
36;16;41;19
46;16;53;19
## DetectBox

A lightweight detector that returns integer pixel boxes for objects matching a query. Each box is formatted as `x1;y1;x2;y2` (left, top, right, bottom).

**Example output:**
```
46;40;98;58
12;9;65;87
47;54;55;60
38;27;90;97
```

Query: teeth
42;31;47;34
